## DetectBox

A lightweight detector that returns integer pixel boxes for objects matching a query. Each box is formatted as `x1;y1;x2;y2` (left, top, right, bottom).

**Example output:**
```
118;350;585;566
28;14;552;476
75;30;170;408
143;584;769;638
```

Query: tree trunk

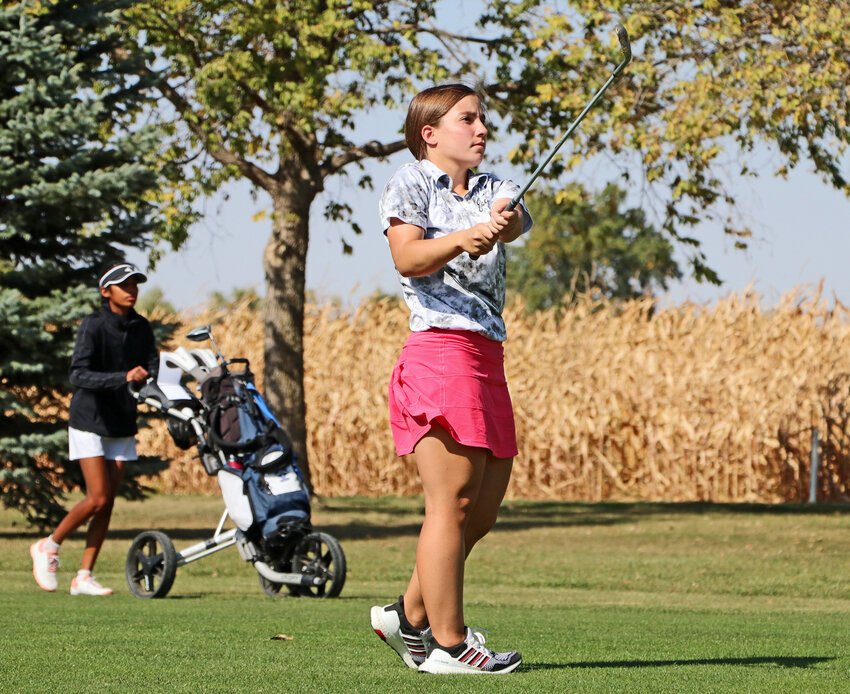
262;180;315;491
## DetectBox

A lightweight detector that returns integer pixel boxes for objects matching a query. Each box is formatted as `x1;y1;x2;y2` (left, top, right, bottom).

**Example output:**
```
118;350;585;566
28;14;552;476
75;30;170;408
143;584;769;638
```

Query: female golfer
30;262;158;595
370;84;531;674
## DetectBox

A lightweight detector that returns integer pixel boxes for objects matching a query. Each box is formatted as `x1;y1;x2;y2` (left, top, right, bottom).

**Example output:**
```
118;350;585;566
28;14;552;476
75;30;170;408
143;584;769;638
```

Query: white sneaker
419;627;522;675
370;597;429;668
70;575;113;596
30;539;60;592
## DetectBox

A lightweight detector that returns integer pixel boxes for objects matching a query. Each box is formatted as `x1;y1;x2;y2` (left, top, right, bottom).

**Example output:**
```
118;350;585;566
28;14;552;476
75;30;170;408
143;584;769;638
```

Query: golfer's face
103;278;139;309
431;95;487;167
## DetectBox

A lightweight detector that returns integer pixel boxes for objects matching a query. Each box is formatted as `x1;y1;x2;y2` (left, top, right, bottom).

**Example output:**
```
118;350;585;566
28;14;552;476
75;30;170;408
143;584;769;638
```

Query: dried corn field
138;286;850;503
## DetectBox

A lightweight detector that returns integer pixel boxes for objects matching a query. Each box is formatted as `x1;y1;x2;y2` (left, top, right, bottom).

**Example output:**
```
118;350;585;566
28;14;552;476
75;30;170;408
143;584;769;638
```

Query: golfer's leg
465;455;513;551
80;459;125;571
402;455;513;629
52;456;110;544
401;570;428;629
411;425;487;647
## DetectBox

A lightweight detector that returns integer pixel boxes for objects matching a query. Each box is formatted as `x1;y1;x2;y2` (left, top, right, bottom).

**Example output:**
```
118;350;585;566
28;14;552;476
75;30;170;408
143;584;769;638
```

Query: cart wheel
125;531;178;598
258;574;285;598
290;532;346;598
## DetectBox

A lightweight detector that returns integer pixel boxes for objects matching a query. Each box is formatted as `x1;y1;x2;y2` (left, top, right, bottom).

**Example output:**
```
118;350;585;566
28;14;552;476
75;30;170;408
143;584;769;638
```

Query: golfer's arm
386;219;464;277
69;321;129;390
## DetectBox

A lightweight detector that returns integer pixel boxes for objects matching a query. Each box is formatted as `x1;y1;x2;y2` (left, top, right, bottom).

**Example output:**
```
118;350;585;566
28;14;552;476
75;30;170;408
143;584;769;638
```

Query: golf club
471;23;632;259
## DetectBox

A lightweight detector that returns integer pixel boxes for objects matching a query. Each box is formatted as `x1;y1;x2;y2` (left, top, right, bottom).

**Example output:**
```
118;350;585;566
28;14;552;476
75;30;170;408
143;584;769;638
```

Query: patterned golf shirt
379;159;533;342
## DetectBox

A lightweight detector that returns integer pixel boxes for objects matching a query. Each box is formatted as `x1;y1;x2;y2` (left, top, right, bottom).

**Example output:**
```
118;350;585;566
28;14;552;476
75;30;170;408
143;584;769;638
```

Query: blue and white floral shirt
379;159;533;342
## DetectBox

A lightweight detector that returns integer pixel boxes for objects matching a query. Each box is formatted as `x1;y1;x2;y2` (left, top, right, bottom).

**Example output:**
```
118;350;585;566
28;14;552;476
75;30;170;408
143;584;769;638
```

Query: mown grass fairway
2;495;849;693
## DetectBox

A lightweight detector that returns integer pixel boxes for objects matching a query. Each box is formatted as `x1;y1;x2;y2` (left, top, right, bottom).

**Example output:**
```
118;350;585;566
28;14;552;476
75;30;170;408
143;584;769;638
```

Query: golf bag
199;362;311;539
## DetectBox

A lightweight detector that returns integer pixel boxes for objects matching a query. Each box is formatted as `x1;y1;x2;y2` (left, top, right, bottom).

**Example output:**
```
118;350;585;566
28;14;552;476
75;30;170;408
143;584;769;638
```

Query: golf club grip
469;198;520;260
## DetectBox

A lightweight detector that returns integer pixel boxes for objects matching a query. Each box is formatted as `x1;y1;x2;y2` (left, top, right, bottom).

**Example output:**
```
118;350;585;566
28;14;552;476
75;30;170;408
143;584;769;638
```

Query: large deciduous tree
125;0;453;489
0;0;185;527
125;1;849;487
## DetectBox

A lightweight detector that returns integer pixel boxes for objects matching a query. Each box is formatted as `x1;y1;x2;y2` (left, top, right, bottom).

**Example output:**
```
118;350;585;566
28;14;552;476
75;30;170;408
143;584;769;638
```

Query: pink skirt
388;329;517;458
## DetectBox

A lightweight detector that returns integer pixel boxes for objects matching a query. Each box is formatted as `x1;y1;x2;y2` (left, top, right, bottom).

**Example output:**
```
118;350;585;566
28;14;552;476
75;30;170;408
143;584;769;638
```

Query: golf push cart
125;325;346;599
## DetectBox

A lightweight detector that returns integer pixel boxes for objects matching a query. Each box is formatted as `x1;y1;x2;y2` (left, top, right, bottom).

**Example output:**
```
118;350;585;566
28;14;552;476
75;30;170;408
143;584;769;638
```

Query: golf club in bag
472;23;632;259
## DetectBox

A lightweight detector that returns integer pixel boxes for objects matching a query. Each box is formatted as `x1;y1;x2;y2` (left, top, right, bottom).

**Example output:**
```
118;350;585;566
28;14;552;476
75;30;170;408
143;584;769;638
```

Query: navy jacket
68;304;159;437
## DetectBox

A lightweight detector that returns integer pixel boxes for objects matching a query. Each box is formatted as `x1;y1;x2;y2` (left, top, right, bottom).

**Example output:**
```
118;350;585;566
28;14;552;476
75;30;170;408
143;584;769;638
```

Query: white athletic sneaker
30;539;60;592
370;597;429;669
70;575;113;596
419;627;522;675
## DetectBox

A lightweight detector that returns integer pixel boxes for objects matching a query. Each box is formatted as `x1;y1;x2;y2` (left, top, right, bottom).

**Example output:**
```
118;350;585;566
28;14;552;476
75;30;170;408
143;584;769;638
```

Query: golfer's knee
466;511;499;547
87;493;113;515
428;495;477;528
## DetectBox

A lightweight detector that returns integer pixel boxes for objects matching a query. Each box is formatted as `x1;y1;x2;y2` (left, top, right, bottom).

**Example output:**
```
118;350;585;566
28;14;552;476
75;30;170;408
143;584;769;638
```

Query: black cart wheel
256;540;296;598
125;531;178;598
290;532;346;598
258;574;285;598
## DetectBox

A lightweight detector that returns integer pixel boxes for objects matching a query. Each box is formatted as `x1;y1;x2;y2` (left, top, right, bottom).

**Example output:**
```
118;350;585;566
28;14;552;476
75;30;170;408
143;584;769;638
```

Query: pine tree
0;1;175;527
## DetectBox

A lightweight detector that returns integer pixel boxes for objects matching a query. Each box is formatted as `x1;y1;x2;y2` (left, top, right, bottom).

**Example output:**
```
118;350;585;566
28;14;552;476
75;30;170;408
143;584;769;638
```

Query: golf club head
186;325;212;342
615;24;631;67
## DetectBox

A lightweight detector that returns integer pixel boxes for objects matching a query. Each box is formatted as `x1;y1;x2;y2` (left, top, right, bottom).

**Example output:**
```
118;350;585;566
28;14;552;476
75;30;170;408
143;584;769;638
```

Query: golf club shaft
471;24;631;258
505;25;631;212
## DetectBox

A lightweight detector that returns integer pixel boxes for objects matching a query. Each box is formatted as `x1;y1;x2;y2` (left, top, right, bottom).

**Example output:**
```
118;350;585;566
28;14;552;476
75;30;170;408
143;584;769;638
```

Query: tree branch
153;72;278;191
364;23;507;46
322;139;407;176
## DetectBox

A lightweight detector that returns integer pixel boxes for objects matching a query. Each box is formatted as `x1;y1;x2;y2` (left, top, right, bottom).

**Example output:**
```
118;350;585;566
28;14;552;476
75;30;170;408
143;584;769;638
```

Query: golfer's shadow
525;656;834;671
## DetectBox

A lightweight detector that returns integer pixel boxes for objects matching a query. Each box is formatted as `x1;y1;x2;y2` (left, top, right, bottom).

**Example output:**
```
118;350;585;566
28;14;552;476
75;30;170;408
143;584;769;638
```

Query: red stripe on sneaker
478;656;491;669
373;629;387;641
404;637;425;655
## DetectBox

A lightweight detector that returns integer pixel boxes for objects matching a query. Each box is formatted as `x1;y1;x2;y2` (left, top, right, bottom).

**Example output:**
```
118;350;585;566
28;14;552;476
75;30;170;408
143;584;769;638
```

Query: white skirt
68;427;137;461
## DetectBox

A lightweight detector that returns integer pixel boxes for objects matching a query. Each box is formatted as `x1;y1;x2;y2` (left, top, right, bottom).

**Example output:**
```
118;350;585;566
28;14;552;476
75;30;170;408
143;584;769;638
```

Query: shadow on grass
115;524;422;543
3;500;848;542
498;500;850;519
321;497;850;519
526;656;835;671
0;521;421;542
315;499;850;541
0;527;237;542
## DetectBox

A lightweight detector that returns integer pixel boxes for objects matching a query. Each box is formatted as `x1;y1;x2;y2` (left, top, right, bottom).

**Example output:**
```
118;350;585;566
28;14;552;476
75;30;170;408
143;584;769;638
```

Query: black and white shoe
370;596;429;669
419;627;522;675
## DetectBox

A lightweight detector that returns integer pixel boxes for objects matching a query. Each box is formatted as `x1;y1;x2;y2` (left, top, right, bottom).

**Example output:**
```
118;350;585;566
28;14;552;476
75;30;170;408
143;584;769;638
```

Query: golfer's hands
126;366;149;383
462;222;500;256
489;199;522;242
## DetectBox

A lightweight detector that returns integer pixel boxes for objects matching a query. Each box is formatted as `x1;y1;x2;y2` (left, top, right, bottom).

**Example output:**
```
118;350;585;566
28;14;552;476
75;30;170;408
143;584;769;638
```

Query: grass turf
1;494;849;693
